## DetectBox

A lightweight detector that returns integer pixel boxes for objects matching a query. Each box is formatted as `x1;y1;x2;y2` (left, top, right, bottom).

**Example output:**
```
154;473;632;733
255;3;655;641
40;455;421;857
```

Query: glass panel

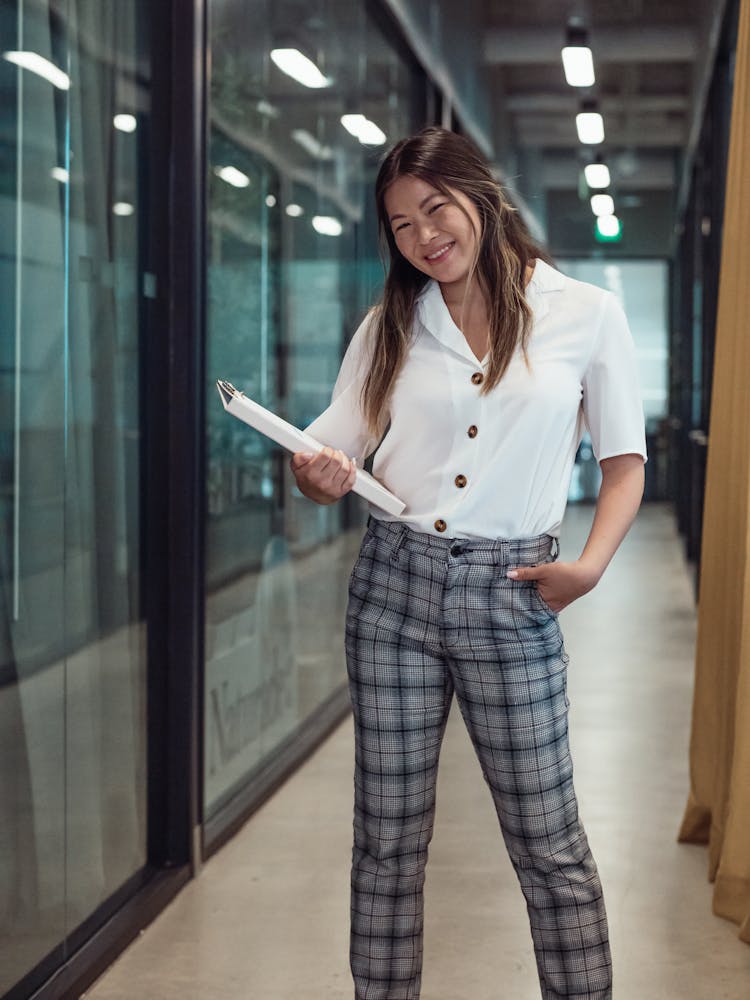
0;2;66;983
62;0;149;934
559;258;668;501
0;0;150;990
205;0;423;817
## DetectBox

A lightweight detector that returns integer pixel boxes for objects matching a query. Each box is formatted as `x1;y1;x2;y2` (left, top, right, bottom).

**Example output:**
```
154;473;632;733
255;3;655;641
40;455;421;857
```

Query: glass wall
204;0;423;819
559;258;669;501
0;0;150;992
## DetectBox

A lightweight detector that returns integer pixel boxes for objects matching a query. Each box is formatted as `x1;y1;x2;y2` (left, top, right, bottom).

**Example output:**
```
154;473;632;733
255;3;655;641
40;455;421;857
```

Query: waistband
365;515;559;567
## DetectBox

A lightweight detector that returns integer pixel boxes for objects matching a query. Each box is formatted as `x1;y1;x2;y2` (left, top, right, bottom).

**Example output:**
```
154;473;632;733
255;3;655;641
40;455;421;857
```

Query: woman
292;126;646;1000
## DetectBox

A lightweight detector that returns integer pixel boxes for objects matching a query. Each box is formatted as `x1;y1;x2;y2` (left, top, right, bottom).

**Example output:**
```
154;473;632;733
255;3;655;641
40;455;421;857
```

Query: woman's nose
416;220;439;244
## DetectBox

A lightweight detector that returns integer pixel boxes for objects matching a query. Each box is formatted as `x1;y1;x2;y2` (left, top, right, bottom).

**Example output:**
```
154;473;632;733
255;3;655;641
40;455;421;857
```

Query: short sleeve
581;292;648;465
303;310;379;461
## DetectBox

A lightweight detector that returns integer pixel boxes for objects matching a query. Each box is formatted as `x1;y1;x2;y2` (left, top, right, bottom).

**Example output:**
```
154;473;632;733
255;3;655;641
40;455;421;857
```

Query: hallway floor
86;503;750;1000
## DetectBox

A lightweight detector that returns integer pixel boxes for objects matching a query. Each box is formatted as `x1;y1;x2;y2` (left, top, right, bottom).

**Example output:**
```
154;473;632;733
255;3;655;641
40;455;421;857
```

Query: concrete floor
86;503;750;1000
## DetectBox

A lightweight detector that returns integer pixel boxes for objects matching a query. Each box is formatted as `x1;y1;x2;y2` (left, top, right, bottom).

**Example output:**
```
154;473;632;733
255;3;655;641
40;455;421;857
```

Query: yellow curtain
677;0;750;945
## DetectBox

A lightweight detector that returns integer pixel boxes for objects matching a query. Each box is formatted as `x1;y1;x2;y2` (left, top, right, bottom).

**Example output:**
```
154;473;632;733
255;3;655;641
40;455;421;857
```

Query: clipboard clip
216;379;246;405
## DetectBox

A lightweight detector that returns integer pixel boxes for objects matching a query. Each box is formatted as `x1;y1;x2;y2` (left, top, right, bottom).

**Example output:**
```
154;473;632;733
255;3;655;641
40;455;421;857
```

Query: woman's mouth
425;241;455;263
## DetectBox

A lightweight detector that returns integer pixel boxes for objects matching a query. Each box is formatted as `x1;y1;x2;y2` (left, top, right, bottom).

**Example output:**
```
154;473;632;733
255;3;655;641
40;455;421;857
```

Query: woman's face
384;174;482;290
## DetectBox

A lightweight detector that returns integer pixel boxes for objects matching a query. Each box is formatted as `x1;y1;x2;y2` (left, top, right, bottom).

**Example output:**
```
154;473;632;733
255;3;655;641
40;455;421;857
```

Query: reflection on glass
205;0;422;817
561;258;668;501
0;0;149;991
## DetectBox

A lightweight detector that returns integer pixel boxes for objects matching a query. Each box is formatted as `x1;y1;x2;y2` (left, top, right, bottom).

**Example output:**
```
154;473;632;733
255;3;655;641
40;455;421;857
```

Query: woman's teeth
426;242;454;261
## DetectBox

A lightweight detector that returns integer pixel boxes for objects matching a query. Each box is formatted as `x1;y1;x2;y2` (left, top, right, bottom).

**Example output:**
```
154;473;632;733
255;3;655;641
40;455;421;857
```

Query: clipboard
216;380;406;516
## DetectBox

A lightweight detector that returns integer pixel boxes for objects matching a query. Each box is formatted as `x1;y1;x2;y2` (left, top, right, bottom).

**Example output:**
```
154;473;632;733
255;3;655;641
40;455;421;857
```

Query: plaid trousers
345;516;612;1000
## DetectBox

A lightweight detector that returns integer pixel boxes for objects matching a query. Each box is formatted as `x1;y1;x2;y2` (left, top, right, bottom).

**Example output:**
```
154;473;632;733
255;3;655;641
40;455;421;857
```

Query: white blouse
305;258;648;540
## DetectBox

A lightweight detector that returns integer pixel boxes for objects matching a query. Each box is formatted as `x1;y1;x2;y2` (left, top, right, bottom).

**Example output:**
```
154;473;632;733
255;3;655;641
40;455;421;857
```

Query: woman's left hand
505;560;601;614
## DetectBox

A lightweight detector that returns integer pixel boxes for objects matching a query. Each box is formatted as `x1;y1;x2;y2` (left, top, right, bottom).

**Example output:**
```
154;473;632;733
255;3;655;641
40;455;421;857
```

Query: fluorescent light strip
285;203;304;217
341;114;386;146
561;46;595;87
256;99;279;119
576;111;604;144
3;50;70;89
114;113;137;133
358;121;386;146
214;165;251;188
270;48;330;89
312;215;342;236
590;193;614;216
292;128;333;160
113;202;134;216
341;114;366;138
51;166;69;183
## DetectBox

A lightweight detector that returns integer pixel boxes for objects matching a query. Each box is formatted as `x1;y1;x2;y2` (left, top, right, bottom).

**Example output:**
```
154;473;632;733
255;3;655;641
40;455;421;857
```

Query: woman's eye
395;222;409;233
429;203;447;214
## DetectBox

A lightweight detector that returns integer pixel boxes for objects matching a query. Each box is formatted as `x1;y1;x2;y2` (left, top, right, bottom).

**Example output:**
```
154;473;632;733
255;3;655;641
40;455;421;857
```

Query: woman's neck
439;260;538;364
439;260;536;316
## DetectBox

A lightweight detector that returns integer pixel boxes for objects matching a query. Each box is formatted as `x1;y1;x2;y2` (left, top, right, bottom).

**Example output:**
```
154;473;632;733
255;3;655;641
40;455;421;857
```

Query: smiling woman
387;178;480;283
292;124;648;1000
362;126;552;440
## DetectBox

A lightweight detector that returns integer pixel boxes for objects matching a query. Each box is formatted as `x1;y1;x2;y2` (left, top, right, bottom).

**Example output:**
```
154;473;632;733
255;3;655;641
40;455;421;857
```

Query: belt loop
390;523;406;562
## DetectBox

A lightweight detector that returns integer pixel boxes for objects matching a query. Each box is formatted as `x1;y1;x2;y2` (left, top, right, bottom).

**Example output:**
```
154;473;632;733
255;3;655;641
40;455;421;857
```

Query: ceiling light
576;106;604;144
214;165;250;188
113;202;134;216
270;48;331;89
357;121;386;146
113;113;137;133
341;114;366;137
584;162;610;188
3;50;70;89
562;47;594;87
51;166;69;183
312;215;342;237
285;203;304;217
292;128;333;160
561;26;595;87
590;193;614;216
341;114;386;146
596;215;621;238
256;99;279;118
265;194;277;207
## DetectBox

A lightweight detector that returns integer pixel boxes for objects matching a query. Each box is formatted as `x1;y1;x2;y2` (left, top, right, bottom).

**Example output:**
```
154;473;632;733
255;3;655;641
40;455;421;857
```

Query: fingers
506;565;545;580
290;447;357;500
290;451;315;471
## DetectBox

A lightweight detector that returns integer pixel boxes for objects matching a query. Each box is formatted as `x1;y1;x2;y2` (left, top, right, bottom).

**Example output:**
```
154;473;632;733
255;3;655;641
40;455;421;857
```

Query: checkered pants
345;516;612;1000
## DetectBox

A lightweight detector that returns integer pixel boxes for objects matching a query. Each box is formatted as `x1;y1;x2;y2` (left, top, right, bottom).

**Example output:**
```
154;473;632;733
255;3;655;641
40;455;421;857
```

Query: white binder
216;380;406;516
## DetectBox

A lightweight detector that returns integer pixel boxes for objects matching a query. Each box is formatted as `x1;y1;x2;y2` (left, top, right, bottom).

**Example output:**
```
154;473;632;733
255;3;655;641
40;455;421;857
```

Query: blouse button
454;474;467;488
467;425;478;438
471;372;483;385
434;519;447;533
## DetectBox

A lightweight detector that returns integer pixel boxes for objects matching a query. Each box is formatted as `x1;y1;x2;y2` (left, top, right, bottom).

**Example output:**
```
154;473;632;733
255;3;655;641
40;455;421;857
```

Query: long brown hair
361;126;551;438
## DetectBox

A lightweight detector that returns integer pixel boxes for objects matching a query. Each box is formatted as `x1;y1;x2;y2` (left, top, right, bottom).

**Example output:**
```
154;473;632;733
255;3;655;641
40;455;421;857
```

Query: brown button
434;519;447;533
455;474;467;488
471;372;484;385
467;425;478;438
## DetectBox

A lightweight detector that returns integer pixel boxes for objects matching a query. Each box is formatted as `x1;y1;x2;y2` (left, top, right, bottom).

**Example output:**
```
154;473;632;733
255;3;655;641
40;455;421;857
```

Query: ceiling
480;0;729;256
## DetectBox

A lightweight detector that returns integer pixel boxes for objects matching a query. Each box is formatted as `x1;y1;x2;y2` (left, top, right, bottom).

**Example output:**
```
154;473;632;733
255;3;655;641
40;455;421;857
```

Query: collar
416;257;565;365
524;257;565;323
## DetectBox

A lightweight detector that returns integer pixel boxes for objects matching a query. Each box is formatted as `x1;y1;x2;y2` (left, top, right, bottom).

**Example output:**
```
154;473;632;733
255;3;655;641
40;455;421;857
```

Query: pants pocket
531;580;559;617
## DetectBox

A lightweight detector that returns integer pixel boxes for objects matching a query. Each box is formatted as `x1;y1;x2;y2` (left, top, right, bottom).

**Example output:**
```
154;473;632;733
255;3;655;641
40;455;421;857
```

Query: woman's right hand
289;447;357;505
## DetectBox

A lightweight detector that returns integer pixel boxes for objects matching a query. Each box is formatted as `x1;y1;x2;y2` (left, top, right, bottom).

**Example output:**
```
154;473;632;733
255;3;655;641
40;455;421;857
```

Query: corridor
86;503;750;1000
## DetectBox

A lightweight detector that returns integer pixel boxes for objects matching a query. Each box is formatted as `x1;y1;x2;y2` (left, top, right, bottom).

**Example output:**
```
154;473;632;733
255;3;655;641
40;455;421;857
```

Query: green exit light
595;217;622;242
